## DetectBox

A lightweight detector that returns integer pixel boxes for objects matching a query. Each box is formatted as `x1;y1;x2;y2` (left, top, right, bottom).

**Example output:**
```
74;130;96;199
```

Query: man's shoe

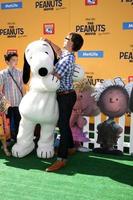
45;160;66;172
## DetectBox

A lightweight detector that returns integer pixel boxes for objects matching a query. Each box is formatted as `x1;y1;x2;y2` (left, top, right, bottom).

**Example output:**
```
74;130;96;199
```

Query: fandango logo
0;2;22;9
128;76;133;82
85;0;97;5
119;51;133;62
35;0;63;10
76;23;106;35
0;27;24;37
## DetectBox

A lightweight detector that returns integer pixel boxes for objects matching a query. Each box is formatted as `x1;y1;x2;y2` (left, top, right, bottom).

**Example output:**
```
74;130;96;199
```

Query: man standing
0;52;24;141
45;32;84;172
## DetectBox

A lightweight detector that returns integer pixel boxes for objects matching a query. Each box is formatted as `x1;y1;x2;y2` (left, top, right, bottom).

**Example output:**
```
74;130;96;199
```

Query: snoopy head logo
23;40;58;84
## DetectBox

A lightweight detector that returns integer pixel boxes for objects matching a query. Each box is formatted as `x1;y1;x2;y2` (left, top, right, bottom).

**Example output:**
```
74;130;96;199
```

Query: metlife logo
0;1;22;10
123;22;133;30
78;51;104;58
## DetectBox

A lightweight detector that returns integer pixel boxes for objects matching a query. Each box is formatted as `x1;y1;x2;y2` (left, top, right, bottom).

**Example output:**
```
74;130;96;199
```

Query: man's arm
42;38;62;57
49;40;62;57
53;58;73;80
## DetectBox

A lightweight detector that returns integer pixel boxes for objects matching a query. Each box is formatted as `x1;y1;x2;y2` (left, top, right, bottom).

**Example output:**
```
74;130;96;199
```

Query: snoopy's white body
20;91;58;123
12;40;60;158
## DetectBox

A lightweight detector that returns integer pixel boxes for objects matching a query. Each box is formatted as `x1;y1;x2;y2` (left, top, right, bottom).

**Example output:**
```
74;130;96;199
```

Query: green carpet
0;151;133;200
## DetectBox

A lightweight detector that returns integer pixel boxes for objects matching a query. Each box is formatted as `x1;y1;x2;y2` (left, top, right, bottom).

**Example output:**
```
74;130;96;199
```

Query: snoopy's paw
12;143;35;158
37;147;54;159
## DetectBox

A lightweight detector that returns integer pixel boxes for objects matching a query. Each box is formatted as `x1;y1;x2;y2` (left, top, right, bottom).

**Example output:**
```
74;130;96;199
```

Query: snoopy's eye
45;52;49;55
30;56;32;59
26;49;29;52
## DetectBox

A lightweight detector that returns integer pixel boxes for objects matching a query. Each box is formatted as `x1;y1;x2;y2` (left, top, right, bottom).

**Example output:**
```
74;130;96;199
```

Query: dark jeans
57;91;77;159
7;107;21;141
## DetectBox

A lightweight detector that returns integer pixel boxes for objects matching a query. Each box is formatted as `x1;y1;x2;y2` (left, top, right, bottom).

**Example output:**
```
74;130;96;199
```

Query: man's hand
52;71;61;80
40;37;51;44
44;74;60;91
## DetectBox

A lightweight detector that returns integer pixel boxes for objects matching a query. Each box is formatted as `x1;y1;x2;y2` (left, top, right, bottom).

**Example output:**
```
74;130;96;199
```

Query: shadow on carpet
1;150;133;187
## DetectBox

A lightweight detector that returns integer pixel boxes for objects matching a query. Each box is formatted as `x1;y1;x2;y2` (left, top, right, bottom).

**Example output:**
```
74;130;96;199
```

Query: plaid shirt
0;67;23;107
55;50;75;92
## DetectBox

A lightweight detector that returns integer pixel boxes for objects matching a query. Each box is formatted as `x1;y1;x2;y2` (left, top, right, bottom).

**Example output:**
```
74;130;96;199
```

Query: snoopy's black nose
38;68;48;77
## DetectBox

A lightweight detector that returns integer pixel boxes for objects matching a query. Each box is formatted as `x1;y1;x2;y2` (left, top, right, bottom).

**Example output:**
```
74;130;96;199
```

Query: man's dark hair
4;52;18;62
70;32;84;52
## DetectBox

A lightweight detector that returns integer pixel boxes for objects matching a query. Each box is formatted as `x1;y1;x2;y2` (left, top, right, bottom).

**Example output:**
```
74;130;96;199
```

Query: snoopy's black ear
53;50;59;65
129;88;133;112
23;54;30;84
49;44;59;65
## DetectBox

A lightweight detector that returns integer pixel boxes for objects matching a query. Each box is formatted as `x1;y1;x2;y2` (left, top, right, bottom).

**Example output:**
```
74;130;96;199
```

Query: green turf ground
0;151;133;200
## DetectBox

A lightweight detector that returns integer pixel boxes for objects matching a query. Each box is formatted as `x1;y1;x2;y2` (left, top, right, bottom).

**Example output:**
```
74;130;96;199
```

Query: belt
57;89;75;95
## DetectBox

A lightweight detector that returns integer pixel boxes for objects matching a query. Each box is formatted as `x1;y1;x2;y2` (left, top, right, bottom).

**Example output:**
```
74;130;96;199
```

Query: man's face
6;56;18;68
63;34;73;51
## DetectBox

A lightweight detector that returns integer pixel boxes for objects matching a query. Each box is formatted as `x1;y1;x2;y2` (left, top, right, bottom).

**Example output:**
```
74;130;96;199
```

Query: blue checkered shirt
55;50;75;92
